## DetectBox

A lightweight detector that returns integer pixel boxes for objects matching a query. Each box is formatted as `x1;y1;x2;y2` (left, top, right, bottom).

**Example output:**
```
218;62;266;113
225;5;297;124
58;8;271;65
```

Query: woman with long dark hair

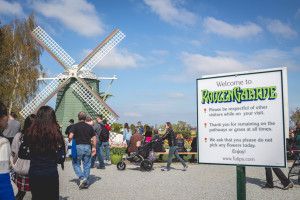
161;122;188;171
10;114;36;200
19;106;65;200
123;123;132;147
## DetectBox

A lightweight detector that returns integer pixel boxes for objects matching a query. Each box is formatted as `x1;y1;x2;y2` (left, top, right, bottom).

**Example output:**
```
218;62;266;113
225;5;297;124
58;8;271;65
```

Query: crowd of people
0;101;193;199
0;100;297;199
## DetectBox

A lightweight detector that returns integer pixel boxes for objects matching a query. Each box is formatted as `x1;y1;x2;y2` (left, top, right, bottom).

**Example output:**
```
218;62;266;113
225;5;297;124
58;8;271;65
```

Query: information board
197;68;287;167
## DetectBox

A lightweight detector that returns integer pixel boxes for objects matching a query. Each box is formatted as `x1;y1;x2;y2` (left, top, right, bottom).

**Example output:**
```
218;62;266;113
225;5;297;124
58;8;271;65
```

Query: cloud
31;0;105;36
181;51;248;75
165;93;184;98
265;19;297;39
295;8;300;18
0;0;25;17
123;112;142;117
169;47;300;82
203;17;263;39
144;0;198;26
151;49;169;56
89;48;145;69
246;48;300;70
189;40;201;46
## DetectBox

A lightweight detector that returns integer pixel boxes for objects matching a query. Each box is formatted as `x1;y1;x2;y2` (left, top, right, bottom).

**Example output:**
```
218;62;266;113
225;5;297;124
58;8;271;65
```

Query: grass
156;154;197;162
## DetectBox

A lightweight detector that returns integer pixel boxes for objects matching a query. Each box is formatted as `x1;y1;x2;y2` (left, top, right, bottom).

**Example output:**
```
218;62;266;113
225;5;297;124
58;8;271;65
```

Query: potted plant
109;142;126;165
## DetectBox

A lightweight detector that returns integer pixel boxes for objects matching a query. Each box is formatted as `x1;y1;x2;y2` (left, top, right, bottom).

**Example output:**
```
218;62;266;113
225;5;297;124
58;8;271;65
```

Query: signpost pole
236;166;246;200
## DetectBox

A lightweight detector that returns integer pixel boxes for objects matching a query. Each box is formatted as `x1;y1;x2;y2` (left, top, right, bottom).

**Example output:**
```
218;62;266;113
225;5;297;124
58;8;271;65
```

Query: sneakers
79;178;87;189
283;182;294;190
161;168;170;171
182;165;188;171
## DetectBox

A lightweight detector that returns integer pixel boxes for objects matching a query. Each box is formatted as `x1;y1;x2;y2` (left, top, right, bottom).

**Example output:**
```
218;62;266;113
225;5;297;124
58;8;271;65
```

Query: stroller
288;151;300;184
117;139;158;171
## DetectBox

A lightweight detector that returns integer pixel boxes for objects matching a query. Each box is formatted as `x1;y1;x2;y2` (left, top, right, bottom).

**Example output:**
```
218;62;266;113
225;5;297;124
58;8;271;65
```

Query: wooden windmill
20;26;125;130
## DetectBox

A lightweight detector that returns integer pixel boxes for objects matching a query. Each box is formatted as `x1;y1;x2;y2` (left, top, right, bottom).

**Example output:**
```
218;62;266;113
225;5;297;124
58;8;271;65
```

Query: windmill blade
20;74;70;118
77;29;125;72
70;78;119;125
32;26;75;69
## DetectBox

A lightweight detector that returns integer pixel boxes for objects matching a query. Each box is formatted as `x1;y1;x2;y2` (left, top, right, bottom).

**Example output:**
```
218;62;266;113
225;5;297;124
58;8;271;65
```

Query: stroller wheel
117;161;126;170
140;159;153;171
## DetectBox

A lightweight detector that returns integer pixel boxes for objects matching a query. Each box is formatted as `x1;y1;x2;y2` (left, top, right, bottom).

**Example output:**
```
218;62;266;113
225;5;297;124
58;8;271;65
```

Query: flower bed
163;138;194;150
109;142;126;155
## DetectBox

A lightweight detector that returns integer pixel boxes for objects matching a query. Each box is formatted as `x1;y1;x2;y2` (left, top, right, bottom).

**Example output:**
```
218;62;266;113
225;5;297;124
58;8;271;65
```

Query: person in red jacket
102;119;110;161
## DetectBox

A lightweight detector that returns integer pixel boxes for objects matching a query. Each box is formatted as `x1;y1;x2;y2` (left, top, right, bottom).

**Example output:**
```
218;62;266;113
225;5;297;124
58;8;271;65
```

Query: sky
1;0;300;127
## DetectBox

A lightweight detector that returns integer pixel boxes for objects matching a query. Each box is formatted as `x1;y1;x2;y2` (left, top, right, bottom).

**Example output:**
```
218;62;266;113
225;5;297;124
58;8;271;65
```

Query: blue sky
1;0;300;127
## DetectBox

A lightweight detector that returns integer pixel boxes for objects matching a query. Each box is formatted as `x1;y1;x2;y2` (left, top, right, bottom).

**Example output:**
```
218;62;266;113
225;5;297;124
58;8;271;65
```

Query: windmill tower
20;26;125;131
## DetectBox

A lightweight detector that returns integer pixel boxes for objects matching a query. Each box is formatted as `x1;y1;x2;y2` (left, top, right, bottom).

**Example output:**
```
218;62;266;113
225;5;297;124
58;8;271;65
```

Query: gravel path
12;160;300;200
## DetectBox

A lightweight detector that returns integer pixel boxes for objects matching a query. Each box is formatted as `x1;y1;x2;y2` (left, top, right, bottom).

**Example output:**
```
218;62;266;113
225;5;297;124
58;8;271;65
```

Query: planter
111;154;123;165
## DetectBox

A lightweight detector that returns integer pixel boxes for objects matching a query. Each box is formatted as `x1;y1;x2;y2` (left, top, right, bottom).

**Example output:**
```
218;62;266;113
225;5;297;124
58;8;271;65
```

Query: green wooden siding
55;78;100;135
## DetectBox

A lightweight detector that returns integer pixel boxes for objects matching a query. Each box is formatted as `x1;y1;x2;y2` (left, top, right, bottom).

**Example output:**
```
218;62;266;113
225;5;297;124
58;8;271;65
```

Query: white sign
197;68;287;167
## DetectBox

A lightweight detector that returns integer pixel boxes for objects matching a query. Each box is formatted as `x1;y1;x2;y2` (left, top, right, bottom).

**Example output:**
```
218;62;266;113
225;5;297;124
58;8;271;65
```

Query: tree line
111;121;196;138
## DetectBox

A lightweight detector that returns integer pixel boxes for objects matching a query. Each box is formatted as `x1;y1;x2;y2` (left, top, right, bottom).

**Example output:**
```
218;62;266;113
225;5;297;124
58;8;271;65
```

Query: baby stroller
117;139;158;171
288;151;300;184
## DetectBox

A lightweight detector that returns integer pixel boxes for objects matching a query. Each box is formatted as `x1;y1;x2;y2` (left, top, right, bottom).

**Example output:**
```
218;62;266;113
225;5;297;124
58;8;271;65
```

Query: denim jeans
72;144;92;185
167;146;186;169
91;141;105;168
126;140;130;147
101;141;110;160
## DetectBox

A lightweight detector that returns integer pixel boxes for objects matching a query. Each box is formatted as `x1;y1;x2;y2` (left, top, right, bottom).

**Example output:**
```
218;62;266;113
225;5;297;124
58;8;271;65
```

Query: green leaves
0;12;44;117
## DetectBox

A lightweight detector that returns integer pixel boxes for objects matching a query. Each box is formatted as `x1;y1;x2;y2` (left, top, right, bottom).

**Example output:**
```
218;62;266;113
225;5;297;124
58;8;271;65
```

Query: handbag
69;139;77;158
14;158;30;175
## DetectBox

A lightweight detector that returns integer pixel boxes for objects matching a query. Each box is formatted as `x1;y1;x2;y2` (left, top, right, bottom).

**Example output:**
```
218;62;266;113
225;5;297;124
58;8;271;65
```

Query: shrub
174;130;191;139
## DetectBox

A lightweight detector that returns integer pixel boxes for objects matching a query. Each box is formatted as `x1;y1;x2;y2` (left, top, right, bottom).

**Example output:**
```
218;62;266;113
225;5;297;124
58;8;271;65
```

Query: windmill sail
21;26;124;122
20;74;70;118
71;79;119;124
77;29;125;72
32;26;75;69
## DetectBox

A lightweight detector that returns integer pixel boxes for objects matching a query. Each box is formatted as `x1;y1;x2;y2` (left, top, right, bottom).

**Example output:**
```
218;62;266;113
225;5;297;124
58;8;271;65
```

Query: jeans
126;140;130;147
101;141;110;160
167;146;186;169
72;145;92;185
91;141;105;168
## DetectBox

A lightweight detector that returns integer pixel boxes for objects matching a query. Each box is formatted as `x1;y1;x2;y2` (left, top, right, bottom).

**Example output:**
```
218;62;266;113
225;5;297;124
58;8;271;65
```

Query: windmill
20;26;125;130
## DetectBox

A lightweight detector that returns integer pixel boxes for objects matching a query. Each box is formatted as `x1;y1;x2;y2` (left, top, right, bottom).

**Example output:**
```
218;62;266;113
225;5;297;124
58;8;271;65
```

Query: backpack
99;123;110;142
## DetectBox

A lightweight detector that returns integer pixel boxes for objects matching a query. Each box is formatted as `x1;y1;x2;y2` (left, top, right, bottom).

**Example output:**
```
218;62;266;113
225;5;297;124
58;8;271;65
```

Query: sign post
196;67;288;199
236;166;246;200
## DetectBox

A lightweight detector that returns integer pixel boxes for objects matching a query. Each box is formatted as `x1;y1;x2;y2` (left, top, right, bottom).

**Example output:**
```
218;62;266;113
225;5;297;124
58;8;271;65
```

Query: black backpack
99;124;110;142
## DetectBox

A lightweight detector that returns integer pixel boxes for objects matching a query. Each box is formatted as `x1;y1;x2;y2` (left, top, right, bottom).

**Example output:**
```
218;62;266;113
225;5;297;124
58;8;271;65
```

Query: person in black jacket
151;129;165;161
65;119;74;137
161;122;188;171
189;136;197;162
175;133;187;161
19;106;66;200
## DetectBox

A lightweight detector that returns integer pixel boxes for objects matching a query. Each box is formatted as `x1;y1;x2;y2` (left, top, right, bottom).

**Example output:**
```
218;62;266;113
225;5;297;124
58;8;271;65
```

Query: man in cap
65;119;74;137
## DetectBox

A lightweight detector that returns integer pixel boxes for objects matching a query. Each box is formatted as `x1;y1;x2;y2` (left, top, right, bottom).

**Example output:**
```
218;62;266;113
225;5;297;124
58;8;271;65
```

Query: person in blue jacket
123;123;132;146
